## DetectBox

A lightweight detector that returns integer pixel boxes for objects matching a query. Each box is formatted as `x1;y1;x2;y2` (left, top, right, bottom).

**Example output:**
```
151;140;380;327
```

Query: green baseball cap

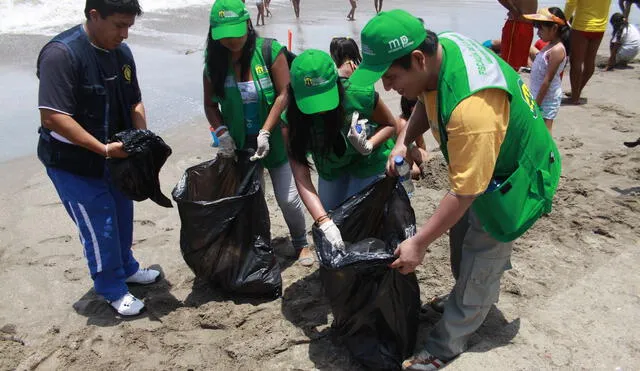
290;49;340;115
350;9;427;86
209;0;250;40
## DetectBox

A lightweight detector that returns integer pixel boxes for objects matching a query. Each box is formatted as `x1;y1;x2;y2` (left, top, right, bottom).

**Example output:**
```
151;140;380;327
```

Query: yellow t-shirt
420;89;510;196
564;0;612;33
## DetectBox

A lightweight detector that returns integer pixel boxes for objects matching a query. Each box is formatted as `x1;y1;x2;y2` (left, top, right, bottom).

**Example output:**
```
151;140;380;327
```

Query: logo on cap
303;77;330;87
387;35;413;53
218;10;239;18
362;44;376;56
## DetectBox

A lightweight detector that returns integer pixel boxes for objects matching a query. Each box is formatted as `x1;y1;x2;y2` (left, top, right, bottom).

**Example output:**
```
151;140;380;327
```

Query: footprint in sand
29;254;76;267
559;136;584;150
89;335;110;357
132;238;147;246
603;162;624;175
64;268;84;282
132;234;171;248
596;104;635;118
134;219;156;227
601;151;623;161
38;235;73;244
612;124;633;133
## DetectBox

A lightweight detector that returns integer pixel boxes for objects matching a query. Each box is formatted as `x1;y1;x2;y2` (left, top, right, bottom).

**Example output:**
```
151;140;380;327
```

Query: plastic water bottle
209;127;220;147
485;178;502;193
394;155;414;197
355;120;374;138
485;177;506;193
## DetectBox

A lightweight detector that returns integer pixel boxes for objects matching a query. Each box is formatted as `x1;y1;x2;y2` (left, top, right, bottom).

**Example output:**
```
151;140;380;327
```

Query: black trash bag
107;129;173;208
312;176;421;370
172;150;282;298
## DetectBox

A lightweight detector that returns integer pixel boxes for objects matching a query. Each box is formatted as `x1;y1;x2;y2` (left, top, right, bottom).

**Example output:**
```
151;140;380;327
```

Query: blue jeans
46;167;139;301
318;173;383;211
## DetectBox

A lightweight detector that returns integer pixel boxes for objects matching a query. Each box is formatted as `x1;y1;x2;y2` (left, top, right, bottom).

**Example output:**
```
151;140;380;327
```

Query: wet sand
1;0;640;369
0;0;594;162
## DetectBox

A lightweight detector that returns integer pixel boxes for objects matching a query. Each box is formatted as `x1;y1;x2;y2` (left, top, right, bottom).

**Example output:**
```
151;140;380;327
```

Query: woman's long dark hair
205;21;257;99
611;13;629;43
287;79;346;168
547;7;571;55
329;37;362;66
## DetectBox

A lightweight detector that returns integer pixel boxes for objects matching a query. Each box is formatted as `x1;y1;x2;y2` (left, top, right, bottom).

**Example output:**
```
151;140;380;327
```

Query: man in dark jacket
37;0;159;317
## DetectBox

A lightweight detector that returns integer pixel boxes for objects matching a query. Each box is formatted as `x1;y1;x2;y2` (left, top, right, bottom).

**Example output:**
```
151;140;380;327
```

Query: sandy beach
1;0;640;370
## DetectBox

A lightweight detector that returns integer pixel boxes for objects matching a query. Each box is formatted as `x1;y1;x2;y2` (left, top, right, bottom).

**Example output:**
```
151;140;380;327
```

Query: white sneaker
109;292;145;316
125;268;161;285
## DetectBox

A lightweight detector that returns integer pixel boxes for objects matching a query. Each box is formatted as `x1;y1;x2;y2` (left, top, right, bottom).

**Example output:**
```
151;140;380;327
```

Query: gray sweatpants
424;210;513;361
260;161;308;251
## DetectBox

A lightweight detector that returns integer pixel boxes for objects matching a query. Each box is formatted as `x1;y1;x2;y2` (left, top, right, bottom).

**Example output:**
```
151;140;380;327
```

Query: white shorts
539;90;562;120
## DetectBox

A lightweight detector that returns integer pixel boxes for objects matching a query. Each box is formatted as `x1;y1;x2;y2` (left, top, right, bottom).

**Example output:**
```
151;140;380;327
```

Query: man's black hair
85;0;143;20
391;29;439;69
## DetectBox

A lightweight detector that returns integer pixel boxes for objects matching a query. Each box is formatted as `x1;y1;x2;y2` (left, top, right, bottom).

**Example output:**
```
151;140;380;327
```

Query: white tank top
530;43;567;104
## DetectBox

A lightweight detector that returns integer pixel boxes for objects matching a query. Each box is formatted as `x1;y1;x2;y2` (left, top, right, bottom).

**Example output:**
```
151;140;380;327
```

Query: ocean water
0;0;288;34
5;0;622;36
0;0;632;162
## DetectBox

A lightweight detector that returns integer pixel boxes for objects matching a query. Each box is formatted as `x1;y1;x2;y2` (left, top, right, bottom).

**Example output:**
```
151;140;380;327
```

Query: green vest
309;81;394;181
211;37;287;169
436;32;562;242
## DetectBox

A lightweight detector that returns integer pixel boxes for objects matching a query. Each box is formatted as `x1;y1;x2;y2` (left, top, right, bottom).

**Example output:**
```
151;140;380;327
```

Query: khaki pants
424;210;513;361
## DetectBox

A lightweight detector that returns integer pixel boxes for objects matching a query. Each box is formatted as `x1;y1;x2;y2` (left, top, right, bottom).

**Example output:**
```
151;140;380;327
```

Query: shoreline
1;1;640;369
1;0;633;162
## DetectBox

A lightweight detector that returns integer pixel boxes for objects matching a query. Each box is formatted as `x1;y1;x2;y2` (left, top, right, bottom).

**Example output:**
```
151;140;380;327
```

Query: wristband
314;214;330;226
105;143;111;159
214;125;228;136
209;127;220;147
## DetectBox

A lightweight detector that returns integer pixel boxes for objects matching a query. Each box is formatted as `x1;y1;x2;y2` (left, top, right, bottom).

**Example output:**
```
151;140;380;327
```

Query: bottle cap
393;155;404;165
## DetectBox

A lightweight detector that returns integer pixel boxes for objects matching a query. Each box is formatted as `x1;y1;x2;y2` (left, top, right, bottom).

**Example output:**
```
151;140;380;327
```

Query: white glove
250;129;271;162
319;220;345;251
347;111;373;155
217;131;236;158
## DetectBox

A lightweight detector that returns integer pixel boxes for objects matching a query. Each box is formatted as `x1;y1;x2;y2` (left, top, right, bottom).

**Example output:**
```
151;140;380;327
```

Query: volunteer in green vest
283;49;399;250
203;0;313;265
350;10;561;370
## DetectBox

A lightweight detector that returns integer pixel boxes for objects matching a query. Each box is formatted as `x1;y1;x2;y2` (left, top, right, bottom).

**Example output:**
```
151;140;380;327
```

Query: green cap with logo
209;0;251;40
350;9;426;86
290;49;340;115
